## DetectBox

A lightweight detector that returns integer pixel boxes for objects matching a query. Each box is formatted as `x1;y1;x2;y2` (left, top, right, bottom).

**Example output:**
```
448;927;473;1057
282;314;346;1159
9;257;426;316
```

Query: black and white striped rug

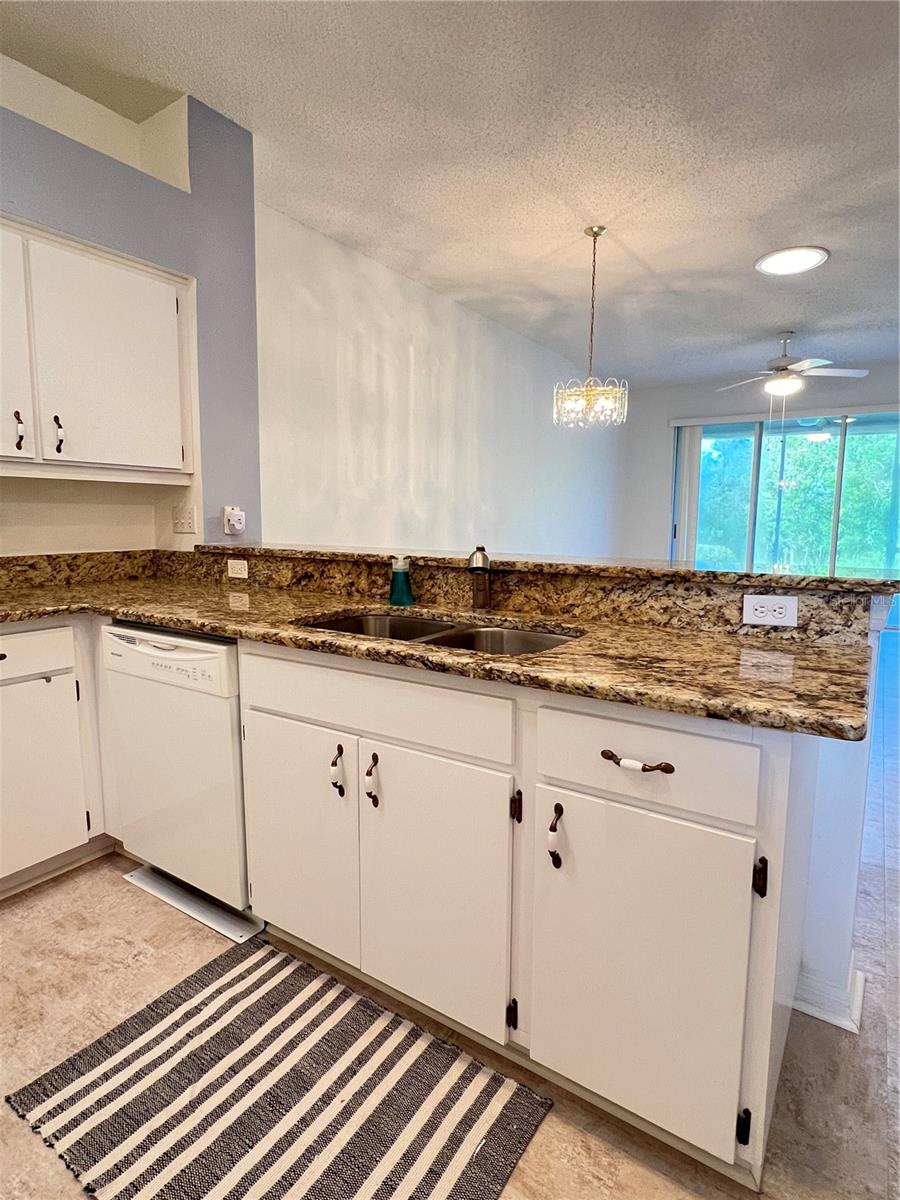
6;937;550;1199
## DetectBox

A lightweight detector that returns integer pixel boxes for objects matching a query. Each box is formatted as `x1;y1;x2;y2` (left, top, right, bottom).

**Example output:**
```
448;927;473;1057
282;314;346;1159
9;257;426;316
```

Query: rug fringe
6;1095;94;1197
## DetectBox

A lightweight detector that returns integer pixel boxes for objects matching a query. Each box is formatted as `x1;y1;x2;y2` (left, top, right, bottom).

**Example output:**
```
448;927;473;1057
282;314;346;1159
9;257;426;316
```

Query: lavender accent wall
0;98;260;543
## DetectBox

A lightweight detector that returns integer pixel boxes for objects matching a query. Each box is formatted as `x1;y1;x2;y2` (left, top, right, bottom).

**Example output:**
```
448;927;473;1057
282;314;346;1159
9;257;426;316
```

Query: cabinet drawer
0;626;75;682
240;654;514;764
537;707;759;825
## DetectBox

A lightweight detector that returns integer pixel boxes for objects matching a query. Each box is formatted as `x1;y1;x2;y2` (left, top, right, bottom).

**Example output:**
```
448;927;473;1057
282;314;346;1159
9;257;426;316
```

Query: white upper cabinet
0;229;35;459
28;239;184;470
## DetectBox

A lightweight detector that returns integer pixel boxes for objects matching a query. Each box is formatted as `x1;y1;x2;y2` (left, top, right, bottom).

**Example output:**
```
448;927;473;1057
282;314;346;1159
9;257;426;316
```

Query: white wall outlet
171;504;197;535
742;594;799;627
227;558;249;579
223;506;246;535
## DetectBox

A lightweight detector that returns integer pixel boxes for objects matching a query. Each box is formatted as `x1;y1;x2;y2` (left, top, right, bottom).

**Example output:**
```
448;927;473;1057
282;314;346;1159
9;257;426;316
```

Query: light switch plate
742;594;799;627
227;559;249;579
171;504;197;535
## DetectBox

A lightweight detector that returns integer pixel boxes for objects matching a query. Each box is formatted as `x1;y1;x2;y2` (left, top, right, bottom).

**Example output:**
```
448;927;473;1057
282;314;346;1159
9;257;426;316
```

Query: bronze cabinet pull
53;414;65;453
329;743;345;796
547;801;563;868
365;751;379;807
13;410;24;451
601;748;675;775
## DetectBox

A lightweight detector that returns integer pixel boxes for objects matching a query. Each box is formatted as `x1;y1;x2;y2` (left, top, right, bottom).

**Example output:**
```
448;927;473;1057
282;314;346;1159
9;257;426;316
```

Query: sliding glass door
674;411;900;578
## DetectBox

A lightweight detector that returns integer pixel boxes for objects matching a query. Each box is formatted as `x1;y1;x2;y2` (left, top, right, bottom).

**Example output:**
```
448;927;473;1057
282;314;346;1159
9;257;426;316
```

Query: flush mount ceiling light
754;246;830;276
553;225;628;428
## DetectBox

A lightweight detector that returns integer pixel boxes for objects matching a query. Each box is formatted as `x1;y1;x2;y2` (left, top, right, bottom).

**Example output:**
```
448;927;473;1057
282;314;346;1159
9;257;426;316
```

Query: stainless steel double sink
296;612;576;656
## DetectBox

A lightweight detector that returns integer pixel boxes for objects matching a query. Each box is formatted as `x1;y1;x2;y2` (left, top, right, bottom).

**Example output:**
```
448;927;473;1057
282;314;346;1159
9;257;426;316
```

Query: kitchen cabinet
238;643;816;1188
0;220;192;480
28;239;184;471
530;784;756;1162
0;629;87;878
0;229;34;460
242;711;361;967
358;740;513;1042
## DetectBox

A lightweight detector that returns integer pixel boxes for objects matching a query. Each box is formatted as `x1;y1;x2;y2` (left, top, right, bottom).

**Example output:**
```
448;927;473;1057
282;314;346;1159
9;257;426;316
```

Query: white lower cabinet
239;648;811;1185
1;667;87;878
243;711;361;966
530;784;756;1163
358;740;513;1043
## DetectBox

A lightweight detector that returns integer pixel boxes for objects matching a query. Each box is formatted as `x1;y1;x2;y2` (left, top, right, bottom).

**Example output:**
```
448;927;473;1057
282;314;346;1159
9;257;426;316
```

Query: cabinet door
29;239;183;469
531;785;755;1163
243;711;361;967
359;740;513;1042
0;674;87;877
1;229;36;459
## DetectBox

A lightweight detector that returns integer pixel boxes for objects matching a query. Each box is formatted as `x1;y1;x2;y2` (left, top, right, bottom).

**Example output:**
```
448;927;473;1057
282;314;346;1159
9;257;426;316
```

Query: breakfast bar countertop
0;575;876;741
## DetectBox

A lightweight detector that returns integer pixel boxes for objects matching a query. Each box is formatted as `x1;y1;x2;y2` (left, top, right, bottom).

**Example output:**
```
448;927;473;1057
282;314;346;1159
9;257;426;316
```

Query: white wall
256;202;623;557
0;478;158;554
0;477;201;556
0;56;190;191
610;363;900;560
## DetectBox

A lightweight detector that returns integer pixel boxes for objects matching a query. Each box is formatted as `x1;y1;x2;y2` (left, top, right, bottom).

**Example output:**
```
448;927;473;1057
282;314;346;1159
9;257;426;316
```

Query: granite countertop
0;577;874;741
198;544;900;593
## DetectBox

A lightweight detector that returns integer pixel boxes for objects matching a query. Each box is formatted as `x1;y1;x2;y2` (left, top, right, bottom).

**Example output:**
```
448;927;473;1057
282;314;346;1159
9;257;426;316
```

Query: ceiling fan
717;331;869;396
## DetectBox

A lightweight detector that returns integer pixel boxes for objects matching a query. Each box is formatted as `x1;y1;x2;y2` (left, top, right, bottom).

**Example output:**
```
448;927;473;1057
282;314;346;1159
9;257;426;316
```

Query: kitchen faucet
466;544;491;610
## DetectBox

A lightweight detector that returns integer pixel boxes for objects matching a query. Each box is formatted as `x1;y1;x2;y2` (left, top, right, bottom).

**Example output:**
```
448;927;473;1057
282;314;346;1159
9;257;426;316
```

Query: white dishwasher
101;624;248;911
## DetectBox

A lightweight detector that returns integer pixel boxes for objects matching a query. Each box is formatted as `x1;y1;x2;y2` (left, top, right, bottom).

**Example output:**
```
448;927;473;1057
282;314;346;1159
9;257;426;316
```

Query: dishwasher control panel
101;627;239;697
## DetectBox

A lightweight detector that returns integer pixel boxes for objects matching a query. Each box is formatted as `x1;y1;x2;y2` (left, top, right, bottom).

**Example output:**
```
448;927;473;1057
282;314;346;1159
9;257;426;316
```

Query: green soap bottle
389;555;414;606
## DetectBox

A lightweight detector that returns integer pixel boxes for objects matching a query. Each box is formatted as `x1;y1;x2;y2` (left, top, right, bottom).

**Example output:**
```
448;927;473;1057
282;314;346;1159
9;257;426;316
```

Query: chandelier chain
553;222;627;427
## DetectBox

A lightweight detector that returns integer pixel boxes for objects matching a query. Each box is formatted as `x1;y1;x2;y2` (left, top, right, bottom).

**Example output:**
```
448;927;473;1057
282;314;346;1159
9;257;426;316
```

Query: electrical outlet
227;559;249;579
742;594;799;627
171;505;196;535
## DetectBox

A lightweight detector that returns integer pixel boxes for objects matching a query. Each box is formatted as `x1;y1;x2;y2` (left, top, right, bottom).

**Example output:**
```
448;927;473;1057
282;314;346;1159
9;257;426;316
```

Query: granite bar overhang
1;547;892;742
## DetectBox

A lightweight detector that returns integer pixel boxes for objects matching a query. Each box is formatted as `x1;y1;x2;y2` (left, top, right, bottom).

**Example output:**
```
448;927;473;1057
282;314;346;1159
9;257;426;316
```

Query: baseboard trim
0;836;117;902
794;955;866;1033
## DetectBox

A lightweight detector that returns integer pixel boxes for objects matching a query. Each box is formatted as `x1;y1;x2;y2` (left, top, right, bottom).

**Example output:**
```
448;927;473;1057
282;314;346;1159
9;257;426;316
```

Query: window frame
671;405;898;577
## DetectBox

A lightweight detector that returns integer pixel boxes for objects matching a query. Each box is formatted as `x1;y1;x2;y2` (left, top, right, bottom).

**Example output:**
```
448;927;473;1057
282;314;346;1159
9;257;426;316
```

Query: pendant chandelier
553;225;628;427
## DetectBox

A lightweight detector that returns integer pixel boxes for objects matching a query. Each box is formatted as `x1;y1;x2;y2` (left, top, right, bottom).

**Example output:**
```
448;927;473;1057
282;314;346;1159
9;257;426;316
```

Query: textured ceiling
1;1;897;384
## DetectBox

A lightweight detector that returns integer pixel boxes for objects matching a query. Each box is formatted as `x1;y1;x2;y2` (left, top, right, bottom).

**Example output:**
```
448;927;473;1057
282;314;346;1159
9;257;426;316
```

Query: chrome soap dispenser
389;555;414;606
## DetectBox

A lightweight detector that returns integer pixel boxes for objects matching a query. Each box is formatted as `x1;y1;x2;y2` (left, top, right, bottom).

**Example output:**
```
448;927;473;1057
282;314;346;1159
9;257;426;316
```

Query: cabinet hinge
505;998;518;1030
75;678;81;701
735;1107;752;1145
752;856;768;898
509;789;523;823
85;810;92;833
248;880;253;900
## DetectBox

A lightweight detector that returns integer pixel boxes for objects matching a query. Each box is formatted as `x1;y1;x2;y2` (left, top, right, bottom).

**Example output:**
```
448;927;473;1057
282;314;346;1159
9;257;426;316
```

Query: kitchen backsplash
2;545;889;645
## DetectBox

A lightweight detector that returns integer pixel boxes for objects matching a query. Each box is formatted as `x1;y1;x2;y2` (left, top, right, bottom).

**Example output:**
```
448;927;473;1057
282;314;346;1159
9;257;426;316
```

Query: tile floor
2;634;896;1200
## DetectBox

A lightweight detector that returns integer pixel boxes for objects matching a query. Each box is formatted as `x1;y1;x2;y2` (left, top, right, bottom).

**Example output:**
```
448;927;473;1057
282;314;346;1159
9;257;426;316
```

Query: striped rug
6;936;550;1199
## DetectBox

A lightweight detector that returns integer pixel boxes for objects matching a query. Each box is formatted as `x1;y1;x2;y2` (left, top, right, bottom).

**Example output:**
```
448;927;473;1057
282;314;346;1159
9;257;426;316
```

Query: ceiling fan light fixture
755;246;830;276
554;225;628;428
764;374;805;397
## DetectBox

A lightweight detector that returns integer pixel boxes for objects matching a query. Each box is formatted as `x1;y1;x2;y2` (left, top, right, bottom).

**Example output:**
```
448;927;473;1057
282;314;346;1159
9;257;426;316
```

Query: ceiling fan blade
801;367;869;378
792;358;832;372
716;375;769;392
